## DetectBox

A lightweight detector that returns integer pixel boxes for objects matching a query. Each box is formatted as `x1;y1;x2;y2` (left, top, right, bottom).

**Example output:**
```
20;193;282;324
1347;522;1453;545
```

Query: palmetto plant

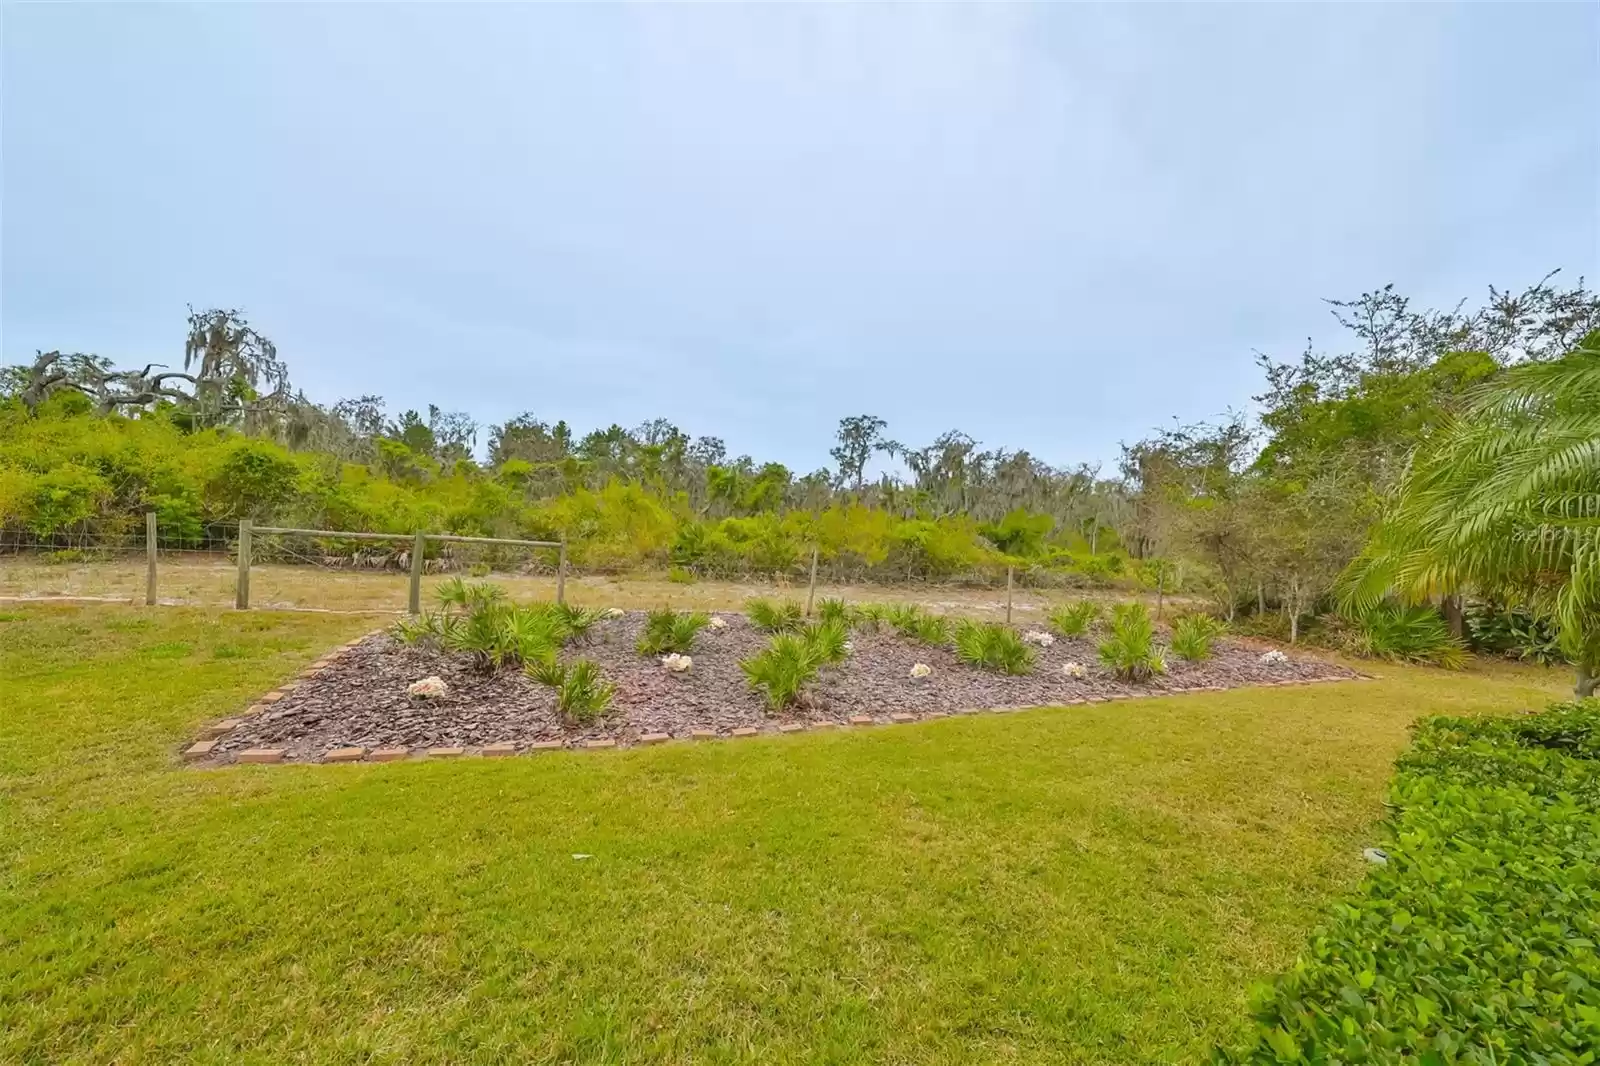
1097;602;1166;682
1347;604;1466;669
1048;600;1102;638
636;608;711;656
740;633;822;710
1170;613;1226;662
1343;331;1600;696
952;620;1035;675
746;598;806;634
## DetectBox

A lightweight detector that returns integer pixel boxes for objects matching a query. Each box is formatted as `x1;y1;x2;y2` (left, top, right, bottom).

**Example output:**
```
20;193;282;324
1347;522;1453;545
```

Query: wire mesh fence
1;517;1169;621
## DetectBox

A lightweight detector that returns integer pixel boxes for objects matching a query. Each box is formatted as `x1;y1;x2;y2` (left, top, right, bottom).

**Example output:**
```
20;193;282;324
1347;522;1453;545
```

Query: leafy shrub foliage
740;633;822;710
801;619;850;665
1465;601;1567;665
746;598;806;634
435;577;506;612
854;603;891;632
815;597;853;627
1048;600;1102;638
1097;603;1166;681
526;658;614;723
635;608;711;656
886;604;951;645
1216;701;1600;1065
953;620;1036;675
1348;604;1467;669
1170;613;1226;662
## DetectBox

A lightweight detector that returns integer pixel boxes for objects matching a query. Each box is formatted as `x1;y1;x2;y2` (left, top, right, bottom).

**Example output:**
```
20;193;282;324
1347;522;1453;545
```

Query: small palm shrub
527;658;614;723
1098;603;1166;681
802;618;851;665
854;603;892;632
816;597;853;627
953;620;1036;675
555;604;607;643
1170;613;1226;662
393;610;446;646
741;633;822;710
746;597;806;634
887;604;951;645
1048;600;1102;638
636;608;711;655
1348;604;1467;669
435;577;506;612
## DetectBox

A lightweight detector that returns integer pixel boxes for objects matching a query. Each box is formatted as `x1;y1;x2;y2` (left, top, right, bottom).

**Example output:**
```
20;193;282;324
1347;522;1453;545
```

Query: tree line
4;273;1597;665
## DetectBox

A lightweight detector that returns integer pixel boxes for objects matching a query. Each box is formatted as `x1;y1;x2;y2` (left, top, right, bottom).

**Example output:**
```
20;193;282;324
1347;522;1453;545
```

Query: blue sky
3;3;1595;473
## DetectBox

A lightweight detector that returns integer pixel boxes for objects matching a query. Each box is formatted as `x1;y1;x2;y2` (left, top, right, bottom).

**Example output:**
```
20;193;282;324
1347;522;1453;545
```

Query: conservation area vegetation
0;602;1573;1064
4;277;1598;696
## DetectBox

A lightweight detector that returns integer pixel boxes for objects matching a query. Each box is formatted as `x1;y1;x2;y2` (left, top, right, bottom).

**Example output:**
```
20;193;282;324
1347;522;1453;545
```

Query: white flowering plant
407;676;449;699
707;615;728;630
601;607;625;620
1022;630;1056;647
1259;649;1290;666
909;662;932;679
661;653;693;673
1061;662;1087;679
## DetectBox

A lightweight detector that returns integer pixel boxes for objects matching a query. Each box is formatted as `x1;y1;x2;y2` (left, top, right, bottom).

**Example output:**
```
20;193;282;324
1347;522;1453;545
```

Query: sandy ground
1;554;1199;619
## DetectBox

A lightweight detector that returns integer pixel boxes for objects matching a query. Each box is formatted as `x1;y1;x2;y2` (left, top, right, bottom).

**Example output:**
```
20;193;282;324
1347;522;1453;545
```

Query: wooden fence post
556;537;567;606
145;512;158;606
805;545;819;617
1005;565;1014;625
235;520;252;610
408;531;425;615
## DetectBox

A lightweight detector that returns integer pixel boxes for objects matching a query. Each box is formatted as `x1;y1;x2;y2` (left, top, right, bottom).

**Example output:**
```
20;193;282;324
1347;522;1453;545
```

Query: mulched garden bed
199;612;1362;765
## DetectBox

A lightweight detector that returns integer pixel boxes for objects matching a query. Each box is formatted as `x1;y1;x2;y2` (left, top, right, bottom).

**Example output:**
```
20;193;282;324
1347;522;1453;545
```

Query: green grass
0;605;1566;1064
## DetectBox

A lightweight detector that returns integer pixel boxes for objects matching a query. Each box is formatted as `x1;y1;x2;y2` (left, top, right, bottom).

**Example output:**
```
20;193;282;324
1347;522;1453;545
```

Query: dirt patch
201;613;1361;764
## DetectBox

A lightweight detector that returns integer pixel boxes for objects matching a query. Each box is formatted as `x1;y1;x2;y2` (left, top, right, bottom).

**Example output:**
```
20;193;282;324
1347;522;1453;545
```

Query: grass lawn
0;605;1567;1065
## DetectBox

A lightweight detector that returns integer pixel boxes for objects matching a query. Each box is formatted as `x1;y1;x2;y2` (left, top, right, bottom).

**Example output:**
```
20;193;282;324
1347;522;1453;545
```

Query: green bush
801;619;850;665
527;658;614;723
815;597;853;627
435;577;505;611
740;633;821;710
1170;613;1226;662
854;603;891;632
1048;600;1102;638
1097;603;1165;681
1215;700;1600;1065
1465;601;1567;666
636;608;711;656
746;597;806;634
886;604;951;645
667;565;696;584
953;620;1035;675
1349;604;1467;669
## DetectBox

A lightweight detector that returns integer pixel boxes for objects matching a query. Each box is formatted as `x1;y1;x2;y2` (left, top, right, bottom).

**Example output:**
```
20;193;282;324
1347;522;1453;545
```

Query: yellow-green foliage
0;402;1132;584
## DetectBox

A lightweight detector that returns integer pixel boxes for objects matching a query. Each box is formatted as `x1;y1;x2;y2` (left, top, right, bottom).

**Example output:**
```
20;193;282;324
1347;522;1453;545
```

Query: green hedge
1218;701;1600;1065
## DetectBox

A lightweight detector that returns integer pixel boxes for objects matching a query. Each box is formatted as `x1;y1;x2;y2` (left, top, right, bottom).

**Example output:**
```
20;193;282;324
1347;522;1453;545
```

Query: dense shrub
801;619;850;665
1465;601;1567;666
953;620;1036;675
1170;613;1226;662
740;633;822;710
0;402;1143;586
886;604;951;645
1097;603;1165;681
1349;604;1467;669
815;597;853;627
1048;600;1102;637
746;598;806;634
1216;701;1600;1065
528;658;614;723
636;608;711;656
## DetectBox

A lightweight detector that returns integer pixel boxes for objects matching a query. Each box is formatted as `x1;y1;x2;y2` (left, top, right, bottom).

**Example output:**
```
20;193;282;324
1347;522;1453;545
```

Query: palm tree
1343;331;1600;697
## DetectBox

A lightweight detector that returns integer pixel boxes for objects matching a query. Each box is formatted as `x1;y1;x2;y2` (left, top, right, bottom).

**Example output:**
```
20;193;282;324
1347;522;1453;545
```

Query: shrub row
1216;700;1600;1064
